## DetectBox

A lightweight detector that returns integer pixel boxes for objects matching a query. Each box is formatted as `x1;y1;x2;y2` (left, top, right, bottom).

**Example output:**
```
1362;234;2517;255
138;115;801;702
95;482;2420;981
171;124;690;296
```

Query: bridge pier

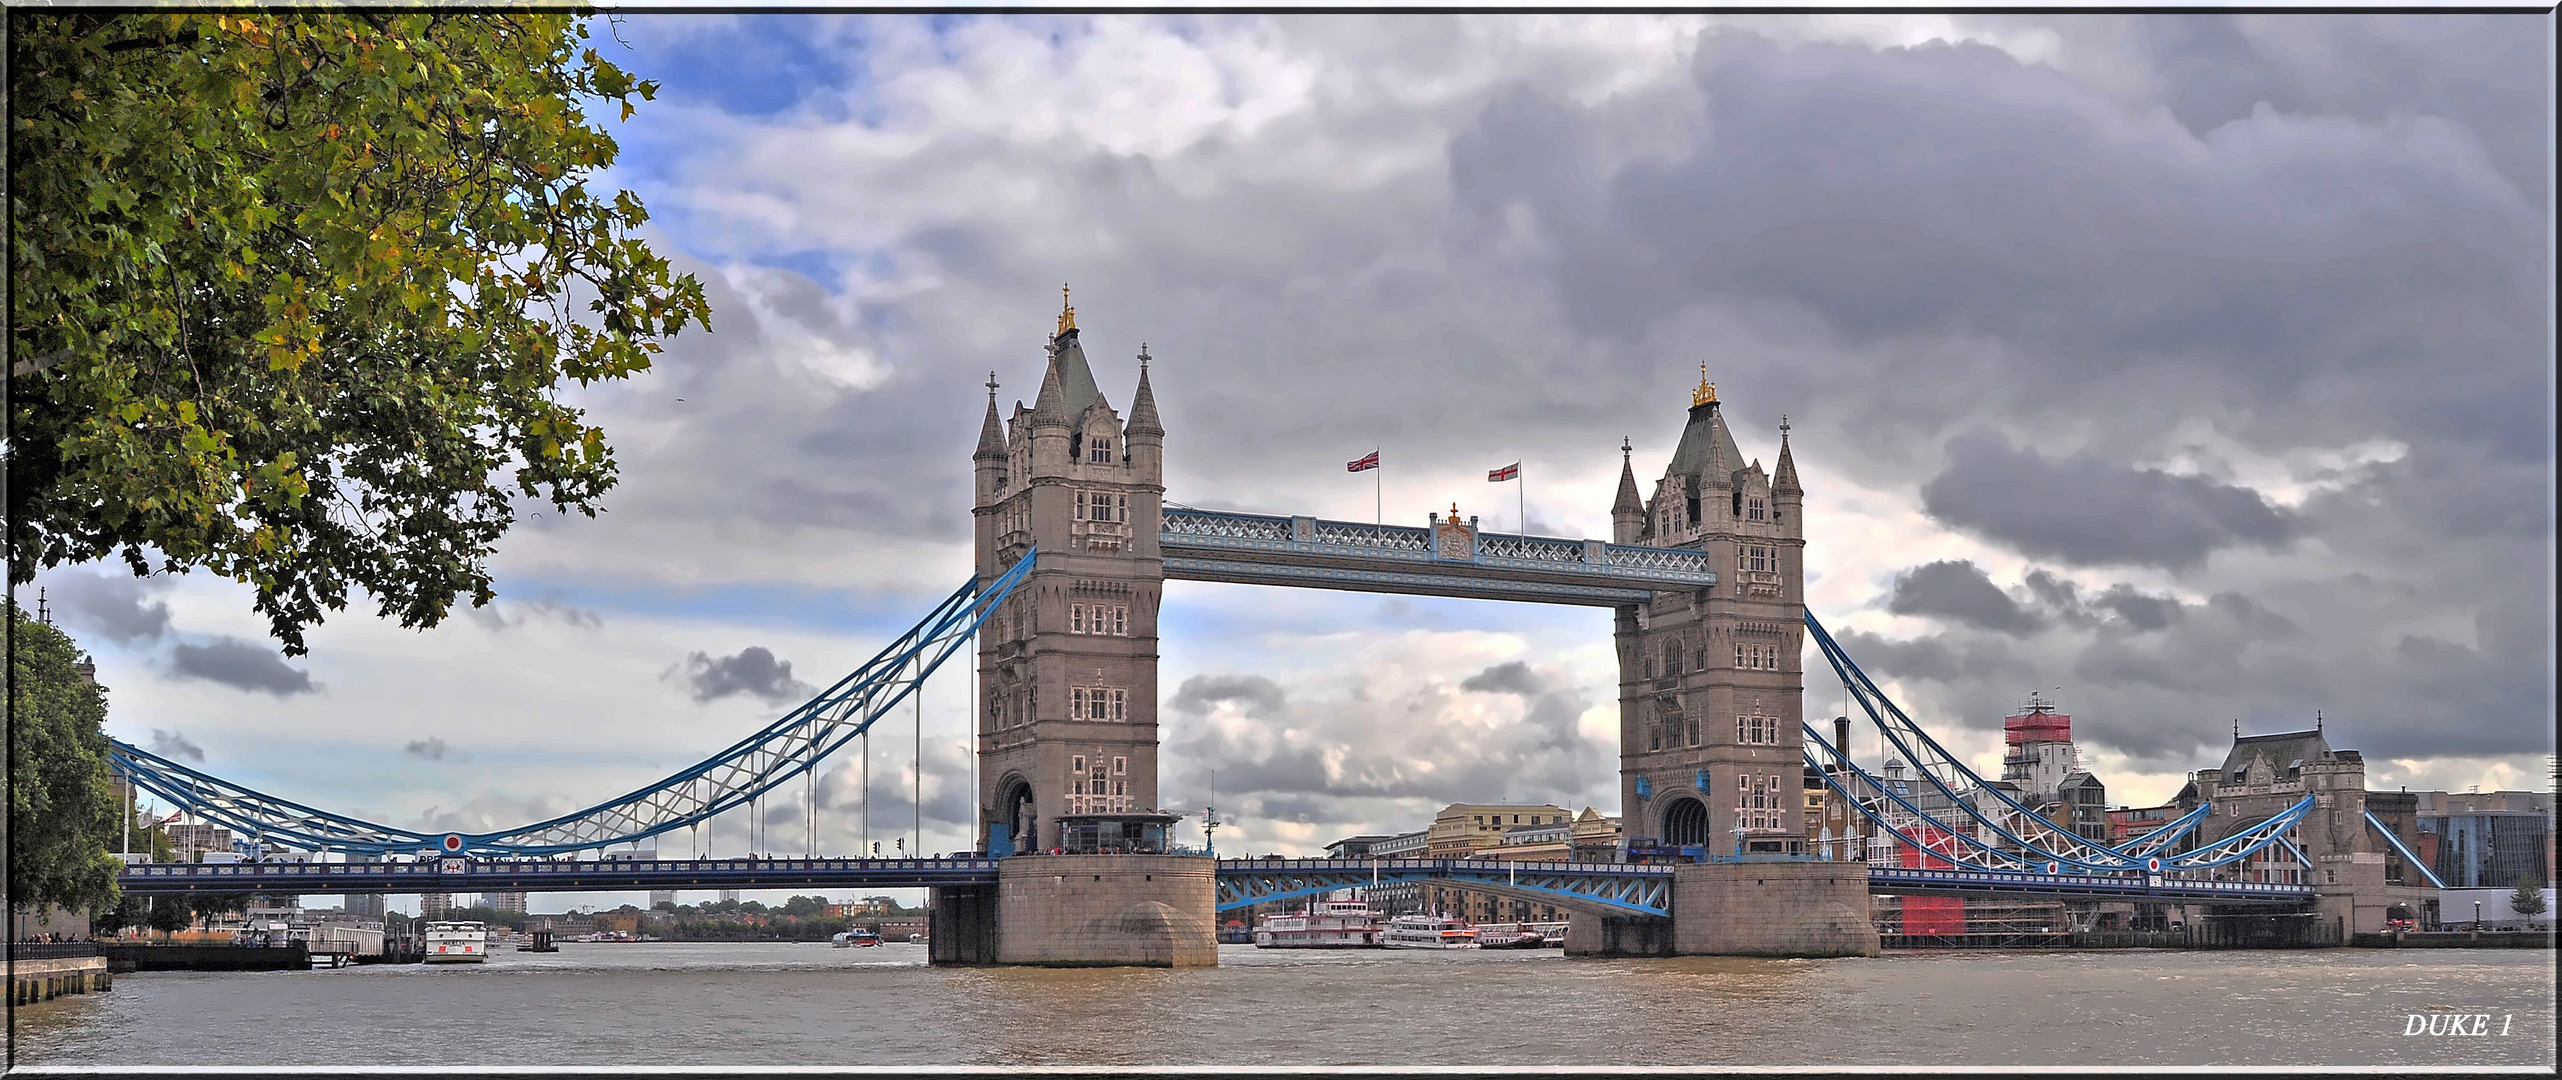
1671;860;1879;957
933;854;1217;967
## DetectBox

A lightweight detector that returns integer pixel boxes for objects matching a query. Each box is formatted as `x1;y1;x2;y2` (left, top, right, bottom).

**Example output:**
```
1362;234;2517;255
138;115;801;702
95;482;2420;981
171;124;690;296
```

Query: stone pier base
1564;914;1675;957
10;956;112;1005
934;854;1217;967
1671;860;1881;957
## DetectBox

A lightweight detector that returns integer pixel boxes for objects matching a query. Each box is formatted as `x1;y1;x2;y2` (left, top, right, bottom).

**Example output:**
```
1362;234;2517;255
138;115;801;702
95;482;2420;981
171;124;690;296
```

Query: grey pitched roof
2218;730;2333;779
1052;328;1104;419
1665;401;1746;484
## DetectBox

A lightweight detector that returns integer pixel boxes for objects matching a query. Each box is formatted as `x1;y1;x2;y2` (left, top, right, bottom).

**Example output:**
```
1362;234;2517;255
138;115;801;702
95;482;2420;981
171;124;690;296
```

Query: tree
2512;872;2548;918
9;13;709;653
6;603;123;916
145;895;191;938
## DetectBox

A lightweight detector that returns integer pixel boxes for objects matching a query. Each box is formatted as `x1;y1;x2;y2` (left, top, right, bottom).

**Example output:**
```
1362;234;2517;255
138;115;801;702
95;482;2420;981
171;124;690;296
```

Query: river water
12;943;2553;1069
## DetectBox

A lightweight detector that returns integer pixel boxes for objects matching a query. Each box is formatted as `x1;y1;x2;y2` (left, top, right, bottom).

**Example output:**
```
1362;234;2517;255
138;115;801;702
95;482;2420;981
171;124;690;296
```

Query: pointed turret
974;373;1009;461
1773;415;1801;495
1612;436;1646;546
1126;344;1164;438
1030;351;1070;430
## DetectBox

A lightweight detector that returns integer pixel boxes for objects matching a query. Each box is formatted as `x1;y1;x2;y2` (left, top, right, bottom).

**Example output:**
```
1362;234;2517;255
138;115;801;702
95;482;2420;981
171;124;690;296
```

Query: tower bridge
110;291;2358;967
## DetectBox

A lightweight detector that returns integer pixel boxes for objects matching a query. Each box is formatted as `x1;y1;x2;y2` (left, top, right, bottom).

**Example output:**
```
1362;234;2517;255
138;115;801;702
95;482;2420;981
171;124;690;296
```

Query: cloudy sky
34;13;2553;910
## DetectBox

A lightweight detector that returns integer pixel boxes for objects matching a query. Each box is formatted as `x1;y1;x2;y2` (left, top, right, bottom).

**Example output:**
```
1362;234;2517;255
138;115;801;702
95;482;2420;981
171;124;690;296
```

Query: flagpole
1375;447;1382;524
1519;467;1526;535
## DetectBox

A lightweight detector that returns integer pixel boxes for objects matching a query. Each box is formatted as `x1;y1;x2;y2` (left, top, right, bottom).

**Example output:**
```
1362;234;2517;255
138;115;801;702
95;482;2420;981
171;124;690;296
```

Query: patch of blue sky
495;576;961;644
749;250;845;293
603;14;869;120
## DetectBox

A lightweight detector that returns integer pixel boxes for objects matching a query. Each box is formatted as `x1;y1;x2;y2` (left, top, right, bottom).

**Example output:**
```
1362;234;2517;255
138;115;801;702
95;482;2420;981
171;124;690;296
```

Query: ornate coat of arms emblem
1433;503;1476;561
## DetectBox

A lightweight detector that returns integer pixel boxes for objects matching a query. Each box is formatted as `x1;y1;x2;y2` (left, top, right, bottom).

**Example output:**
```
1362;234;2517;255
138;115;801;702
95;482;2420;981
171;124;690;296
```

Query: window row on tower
1069;686;1129;722
1069;603;1128;635
1067;753;1132;815
1737;642;1784;670
1075;490;1128;523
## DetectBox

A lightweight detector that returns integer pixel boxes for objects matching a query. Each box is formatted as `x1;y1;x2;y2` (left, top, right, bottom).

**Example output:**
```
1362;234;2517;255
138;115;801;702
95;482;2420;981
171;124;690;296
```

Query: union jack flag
1488;462;1520;482
1347;451;1380;473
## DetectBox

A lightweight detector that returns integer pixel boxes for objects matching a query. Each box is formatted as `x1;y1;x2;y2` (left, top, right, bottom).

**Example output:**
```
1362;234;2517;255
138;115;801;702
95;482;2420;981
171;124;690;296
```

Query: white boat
1254;894;1385;948
1382;913;1477;949
831;929;882;948
422;920;490;964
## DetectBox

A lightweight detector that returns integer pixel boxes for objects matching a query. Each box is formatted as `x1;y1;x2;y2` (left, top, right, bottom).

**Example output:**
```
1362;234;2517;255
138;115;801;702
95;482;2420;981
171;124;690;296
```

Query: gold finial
1057;283;1077;336
1691;362;1717;407
1450;501;1461;519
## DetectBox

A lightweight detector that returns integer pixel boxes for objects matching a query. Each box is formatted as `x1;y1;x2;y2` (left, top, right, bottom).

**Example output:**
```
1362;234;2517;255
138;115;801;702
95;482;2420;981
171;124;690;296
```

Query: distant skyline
36;14;2553;910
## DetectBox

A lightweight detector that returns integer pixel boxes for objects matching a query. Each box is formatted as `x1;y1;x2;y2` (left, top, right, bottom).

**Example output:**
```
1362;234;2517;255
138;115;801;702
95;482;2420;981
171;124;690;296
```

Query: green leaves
7;607;124;916
10;12;709;655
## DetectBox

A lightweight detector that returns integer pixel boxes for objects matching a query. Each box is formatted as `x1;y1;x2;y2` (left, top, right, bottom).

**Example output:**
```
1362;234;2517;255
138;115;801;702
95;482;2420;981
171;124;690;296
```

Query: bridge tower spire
974;296;1166;858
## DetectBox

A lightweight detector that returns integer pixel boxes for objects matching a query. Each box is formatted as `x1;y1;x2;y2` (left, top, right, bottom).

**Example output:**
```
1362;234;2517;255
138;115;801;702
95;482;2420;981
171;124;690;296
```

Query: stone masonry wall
1672;861;1880;957
994;854;1216;967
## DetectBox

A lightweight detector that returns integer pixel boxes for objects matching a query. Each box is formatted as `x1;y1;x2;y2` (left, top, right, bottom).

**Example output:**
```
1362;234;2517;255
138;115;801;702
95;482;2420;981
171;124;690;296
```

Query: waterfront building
484;892;528;915
2413;790;2555;888
342;894;387;920
1367;830;1429;859
1323;834;1398;859
1423;803;1573;857
649;890;678;909
418;893;454;919
1611;374;1808;857
161;820;233;861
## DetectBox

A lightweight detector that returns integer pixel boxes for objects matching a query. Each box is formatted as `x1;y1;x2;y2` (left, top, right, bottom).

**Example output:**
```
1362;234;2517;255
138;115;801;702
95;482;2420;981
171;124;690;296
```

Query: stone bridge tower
1611;370;1808;857
972;290;1167;856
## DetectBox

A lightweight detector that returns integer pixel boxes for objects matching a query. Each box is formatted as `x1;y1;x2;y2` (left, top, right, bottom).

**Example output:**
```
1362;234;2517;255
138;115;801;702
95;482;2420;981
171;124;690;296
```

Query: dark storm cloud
680;646;815;705
46;571;172;644
170;637;316;696
2142;14;2311;136
1919;431;2300;569
404;738;451;761
1888;560;2043;635
1453;27;2545;464
1168;674;1290;720
1458;661;1543;696
147;728;204;763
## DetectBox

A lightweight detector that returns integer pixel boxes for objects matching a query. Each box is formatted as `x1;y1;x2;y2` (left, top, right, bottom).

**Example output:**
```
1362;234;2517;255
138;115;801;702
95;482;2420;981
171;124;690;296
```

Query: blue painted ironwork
2363;809;2449;889
1866;866;2317;903
117;857;1004;895
107;552;1040;858
1160;508;1714;606
1801;608;2317;879
1214;859;1673;917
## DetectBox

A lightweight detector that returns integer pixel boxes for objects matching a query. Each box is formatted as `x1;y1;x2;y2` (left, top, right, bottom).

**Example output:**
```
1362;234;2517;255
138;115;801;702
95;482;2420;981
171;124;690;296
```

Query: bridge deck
1161;508;1717;606
117;858;2320;907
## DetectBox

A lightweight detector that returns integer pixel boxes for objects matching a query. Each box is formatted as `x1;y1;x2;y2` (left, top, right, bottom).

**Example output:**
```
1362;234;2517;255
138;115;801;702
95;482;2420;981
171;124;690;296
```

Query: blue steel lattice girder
1801;720;2315;876
1214;860;1672;918
107;553;1038;858
1803;626;2137;869
1805;613;2284;873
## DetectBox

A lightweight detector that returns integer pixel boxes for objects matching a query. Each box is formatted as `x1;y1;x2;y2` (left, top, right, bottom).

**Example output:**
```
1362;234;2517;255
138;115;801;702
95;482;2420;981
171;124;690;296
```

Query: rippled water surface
13;943;2554;1068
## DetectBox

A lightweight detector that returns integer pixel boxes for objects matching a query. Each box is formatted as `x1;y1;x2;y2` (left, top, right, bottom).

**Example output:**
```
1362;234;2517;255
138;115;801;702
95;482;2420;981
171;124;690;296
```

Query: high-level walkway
1160;508;1719;606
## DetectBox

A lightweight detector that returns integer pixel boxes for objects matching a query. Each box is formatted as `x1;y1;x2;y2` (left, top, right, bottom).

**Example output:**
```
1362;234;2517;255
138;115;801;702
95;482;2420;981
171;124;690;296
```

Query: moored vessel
1253;893;1384;948
421;920;489;963
1382;913;1477;949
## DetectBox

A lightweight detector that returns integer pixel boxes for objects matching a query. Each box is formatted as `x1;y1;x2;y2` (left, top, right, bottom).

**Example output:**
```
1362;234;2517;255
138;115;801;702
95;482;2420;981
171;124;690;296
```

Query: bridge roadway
115;857;2319;912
